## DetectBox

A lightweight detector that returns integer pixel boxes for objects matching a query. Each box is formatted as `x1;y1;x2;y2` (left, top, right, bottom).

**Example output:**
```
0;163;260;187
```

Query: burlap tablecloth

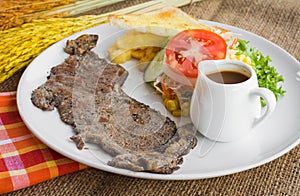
2;0;299;195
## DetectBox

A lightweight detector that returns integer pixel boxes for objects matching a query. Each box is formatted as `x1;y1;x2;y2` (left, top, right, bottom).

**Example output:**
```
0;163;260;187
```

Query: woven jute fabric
2;0;299;195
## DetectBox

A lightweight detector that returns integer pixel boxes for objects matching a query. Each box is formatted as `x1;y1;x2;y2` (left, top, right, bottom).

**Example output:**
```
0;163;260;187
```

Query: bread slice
108;6;213;37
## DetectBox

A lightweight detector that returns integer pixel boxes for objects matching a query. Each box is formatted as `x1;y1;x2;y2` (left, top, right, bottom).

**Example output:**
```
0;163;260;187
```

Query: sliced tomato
165;29;227;78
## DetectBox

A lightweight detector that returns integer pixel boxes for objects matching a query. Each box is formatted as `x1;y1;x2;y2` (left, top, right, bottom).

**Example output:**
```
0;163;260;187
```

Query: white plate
17;21;300;180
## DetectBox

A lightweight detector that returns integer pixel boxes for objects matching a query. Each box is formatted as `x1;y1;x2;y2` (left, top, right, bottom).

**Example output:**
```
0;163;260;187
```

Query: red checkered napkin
0;92;88;194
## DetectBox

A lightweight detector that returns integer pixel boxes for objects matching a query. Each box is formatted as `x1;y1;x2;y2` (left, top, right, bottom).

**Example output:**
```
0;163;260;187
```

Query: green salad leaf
235;39;286;106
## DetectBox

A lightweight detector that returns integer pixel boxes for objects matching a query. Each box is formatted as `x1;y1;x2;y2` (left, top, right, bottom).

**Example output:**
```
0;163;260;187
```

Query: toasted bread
108;6;212;37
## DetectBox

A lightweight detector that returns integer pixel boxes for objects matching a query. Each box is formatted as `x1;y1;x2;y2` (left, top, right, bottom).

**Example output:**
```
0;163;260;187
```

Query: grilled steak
31;34;197;174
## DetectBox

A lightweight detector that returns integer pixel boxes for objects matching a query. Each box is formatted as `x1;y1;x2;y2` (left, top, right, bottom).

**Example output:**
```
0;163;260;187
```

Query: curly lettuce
234;39;286;106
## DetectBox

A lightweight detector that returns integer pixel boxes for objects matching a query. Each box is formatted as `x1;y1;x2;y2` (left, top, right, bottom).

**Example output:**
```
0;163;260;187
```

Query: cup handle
250;88;276;127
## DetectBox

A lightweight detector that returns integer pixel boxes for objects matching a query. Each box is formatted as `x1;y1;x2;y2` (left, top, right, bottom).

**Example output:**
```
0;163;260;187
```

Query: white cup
190;60;276;142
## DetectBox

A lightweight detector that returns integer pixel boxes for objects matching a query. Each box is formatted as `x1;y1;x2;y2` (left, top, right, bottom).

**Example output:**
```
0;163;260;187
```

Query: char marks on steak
31;34;197;174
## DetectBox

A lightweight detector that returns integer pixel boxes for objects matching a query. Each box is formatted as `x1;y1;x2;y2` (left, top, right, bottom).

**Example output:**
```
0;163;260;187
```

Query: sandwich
106;6;224;65
108;6;212;37
106;6;234;117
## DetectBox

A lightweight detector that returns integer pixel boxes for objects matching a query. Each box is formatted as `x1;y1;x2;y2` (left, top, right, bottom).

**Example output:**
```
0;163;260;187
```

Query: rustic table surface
1;0;299;195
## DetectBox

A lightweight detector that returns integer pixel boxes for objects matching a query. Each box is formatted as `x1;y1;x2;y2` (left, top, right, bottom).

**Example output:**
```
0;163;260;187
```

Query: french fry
131;49;145;59
112;50;132;64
